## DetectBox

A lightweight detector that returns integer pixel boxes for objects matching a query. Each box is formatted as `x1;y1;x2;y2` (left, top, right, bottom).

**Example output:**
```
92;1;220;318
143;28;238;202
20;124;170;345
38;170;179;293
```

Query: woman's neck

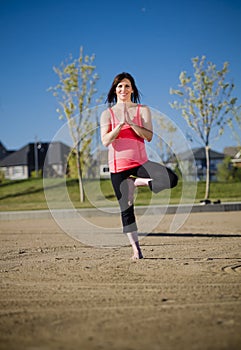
116;101;136;106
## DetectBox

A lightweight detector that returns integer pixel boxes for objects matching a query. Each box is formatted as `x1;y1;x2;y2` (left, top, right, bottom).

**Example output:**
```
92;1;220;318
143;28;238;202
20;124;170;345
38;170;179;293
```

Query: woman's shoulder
100;108;111;121
139;104;151;113
101;105;113;114
139;103;149;109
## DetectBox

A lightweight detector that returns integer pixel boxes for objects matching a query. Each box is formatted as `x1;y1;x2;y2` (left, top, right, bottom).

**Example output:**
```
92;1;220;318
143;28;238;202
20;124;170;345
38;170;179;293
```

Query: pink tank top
108;104;148;173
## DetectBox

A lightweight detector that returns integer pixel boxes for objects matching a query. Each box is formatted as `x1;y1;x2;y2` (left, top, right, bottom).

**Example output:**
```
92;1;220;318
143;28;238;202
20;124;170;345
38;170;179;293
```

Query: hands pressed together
117;103;134;127
100;102;153;147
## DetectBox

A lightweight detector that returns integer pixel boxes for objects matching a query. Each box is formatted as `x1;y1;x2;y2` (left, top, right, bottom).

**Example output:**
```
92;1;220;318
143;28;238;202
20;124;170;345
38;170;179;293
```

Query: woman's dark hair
106;72;141;105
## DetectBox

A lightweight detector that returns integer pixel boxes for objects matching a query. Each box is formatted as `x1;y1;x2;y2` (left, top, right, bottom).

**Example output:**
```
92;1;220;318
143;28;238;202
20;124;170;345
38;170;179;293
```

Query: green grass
0;177;241;211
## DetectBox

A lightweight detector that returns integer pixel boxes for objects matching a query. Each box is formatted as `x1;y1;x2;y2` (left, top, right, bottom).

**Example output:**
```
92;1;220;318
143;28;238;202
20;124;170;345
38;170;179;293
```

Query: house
231;150;241;168
0;141;71;180
0;142;48;180
167;147;225;181
44;142;71;177
224;146;241;168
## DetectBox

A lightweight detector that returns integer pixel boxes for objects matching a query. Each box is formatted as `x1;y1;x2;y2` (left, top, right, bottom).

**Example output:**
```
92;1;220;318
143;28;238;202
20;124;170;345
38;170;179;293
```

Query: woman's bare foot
134;177;152;187
127;231;144;260
127;177;152;206
131;249;144;260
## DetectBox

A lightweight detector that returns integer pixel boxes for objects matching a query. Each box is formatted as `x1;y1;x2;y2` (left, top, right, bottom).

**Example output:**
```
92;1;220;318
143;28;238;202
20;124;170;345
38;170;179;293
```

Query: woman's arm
100;109;124;147
126;105;153;142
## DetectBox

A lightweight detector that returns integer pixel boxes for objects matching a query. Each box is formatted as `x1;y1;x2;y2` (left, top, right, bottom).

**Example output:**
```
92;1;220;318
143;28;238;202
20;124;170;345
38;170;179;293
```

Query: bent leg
136;161;178;193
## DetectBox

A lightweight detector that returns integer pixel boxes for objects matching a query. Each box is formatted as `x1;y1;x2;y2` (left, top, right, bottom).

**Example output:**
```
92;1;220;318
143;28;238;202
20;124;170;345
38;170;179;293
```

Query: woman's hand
124;104;153;142
123;103;132;125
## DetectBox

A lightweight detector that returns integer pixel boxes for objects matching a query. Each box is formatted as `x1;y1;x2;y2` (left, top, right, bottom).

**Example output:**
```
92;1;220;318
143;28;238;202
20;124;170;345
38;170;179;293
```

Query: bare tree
170;56;239;200
49;47;99;202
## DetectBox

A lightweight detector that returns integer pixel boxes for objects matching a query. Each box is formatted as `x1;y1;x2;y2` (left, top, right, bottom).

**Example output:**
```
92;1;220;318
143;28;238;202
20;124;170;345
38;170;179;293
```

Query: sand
0;211;241;350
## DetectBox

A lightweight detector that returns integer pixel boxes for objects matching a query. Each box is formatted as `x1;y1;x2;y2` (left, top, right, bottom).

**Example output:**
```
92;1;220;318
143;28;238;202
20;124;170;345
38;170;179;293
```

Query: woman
100;72;178;259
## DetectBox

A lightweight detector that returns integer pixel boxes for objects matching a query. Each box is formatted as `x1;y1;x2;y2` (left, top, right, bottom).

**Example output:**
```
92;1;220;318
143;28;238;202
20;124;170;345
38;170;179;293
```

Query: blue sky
1;0;241;152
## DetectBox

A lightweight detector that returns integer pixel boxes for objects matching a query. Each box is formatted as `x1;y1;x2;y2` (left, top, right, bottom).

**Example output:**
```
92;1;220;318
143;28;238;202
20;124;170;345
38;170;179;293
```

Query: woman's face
115;78;133;102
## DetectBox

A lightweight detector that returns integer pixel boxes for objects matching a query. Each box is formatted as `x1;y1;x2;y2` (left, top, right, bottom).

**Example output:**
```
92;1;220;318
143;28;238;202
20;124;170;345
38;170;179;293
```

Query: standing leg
126;231;143;260
111;171;144;259
111;172;137;232
127;177;135;206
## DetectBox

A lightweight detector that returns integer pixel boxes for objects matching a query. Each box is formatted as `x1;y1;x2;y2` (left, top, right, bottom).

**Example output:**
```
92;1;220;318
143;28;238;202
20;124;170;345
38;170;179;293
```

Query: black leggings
110;160;178;233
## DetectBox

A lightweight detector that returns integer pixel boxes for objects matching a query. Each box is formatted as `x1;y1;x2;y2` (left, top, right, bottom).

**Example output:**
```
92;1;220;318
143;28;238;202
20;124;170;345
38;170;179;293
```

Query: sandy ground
0;211;241;350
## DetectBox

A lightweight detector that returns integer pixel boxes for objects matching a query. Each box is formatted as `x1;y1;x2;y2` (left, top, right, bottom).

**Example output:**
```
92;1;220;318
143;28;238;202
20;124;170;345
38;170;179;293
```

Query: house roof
191;147;225;160
168;147;225;162
0;143;32;166
0;141;15;160
223;146;241;157
46;142;71;164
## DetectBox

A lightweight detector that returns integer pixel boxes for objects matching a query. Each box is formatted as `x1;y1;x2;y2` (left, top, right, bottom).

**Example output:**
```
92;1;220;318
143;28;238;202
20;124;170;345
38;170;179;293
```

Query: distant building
167;147;225;181
0;141;71;180
224;146;241;168
44;142;71;177
231;150;241;168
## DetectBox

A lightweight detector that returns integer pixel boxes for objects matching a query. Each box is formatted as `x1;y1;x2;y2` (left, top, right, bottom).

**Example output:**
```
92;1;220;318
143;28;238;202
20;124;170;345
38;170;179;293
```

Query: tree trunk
204;145;210;200
76;146;85;202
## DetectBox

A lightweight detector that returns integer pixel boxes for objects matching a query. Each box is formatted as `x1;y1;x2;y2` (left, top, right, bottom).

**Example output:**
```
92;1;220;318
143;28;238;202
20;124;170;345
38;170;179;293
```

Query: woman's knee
170;172;178;188
150;168;178;193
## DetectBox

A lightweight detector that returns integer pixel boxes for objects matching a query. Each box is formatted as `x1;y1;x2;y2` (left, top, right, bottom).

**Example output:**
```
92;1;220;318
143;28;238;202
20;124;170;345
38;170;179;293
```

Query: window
103;166;109;173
